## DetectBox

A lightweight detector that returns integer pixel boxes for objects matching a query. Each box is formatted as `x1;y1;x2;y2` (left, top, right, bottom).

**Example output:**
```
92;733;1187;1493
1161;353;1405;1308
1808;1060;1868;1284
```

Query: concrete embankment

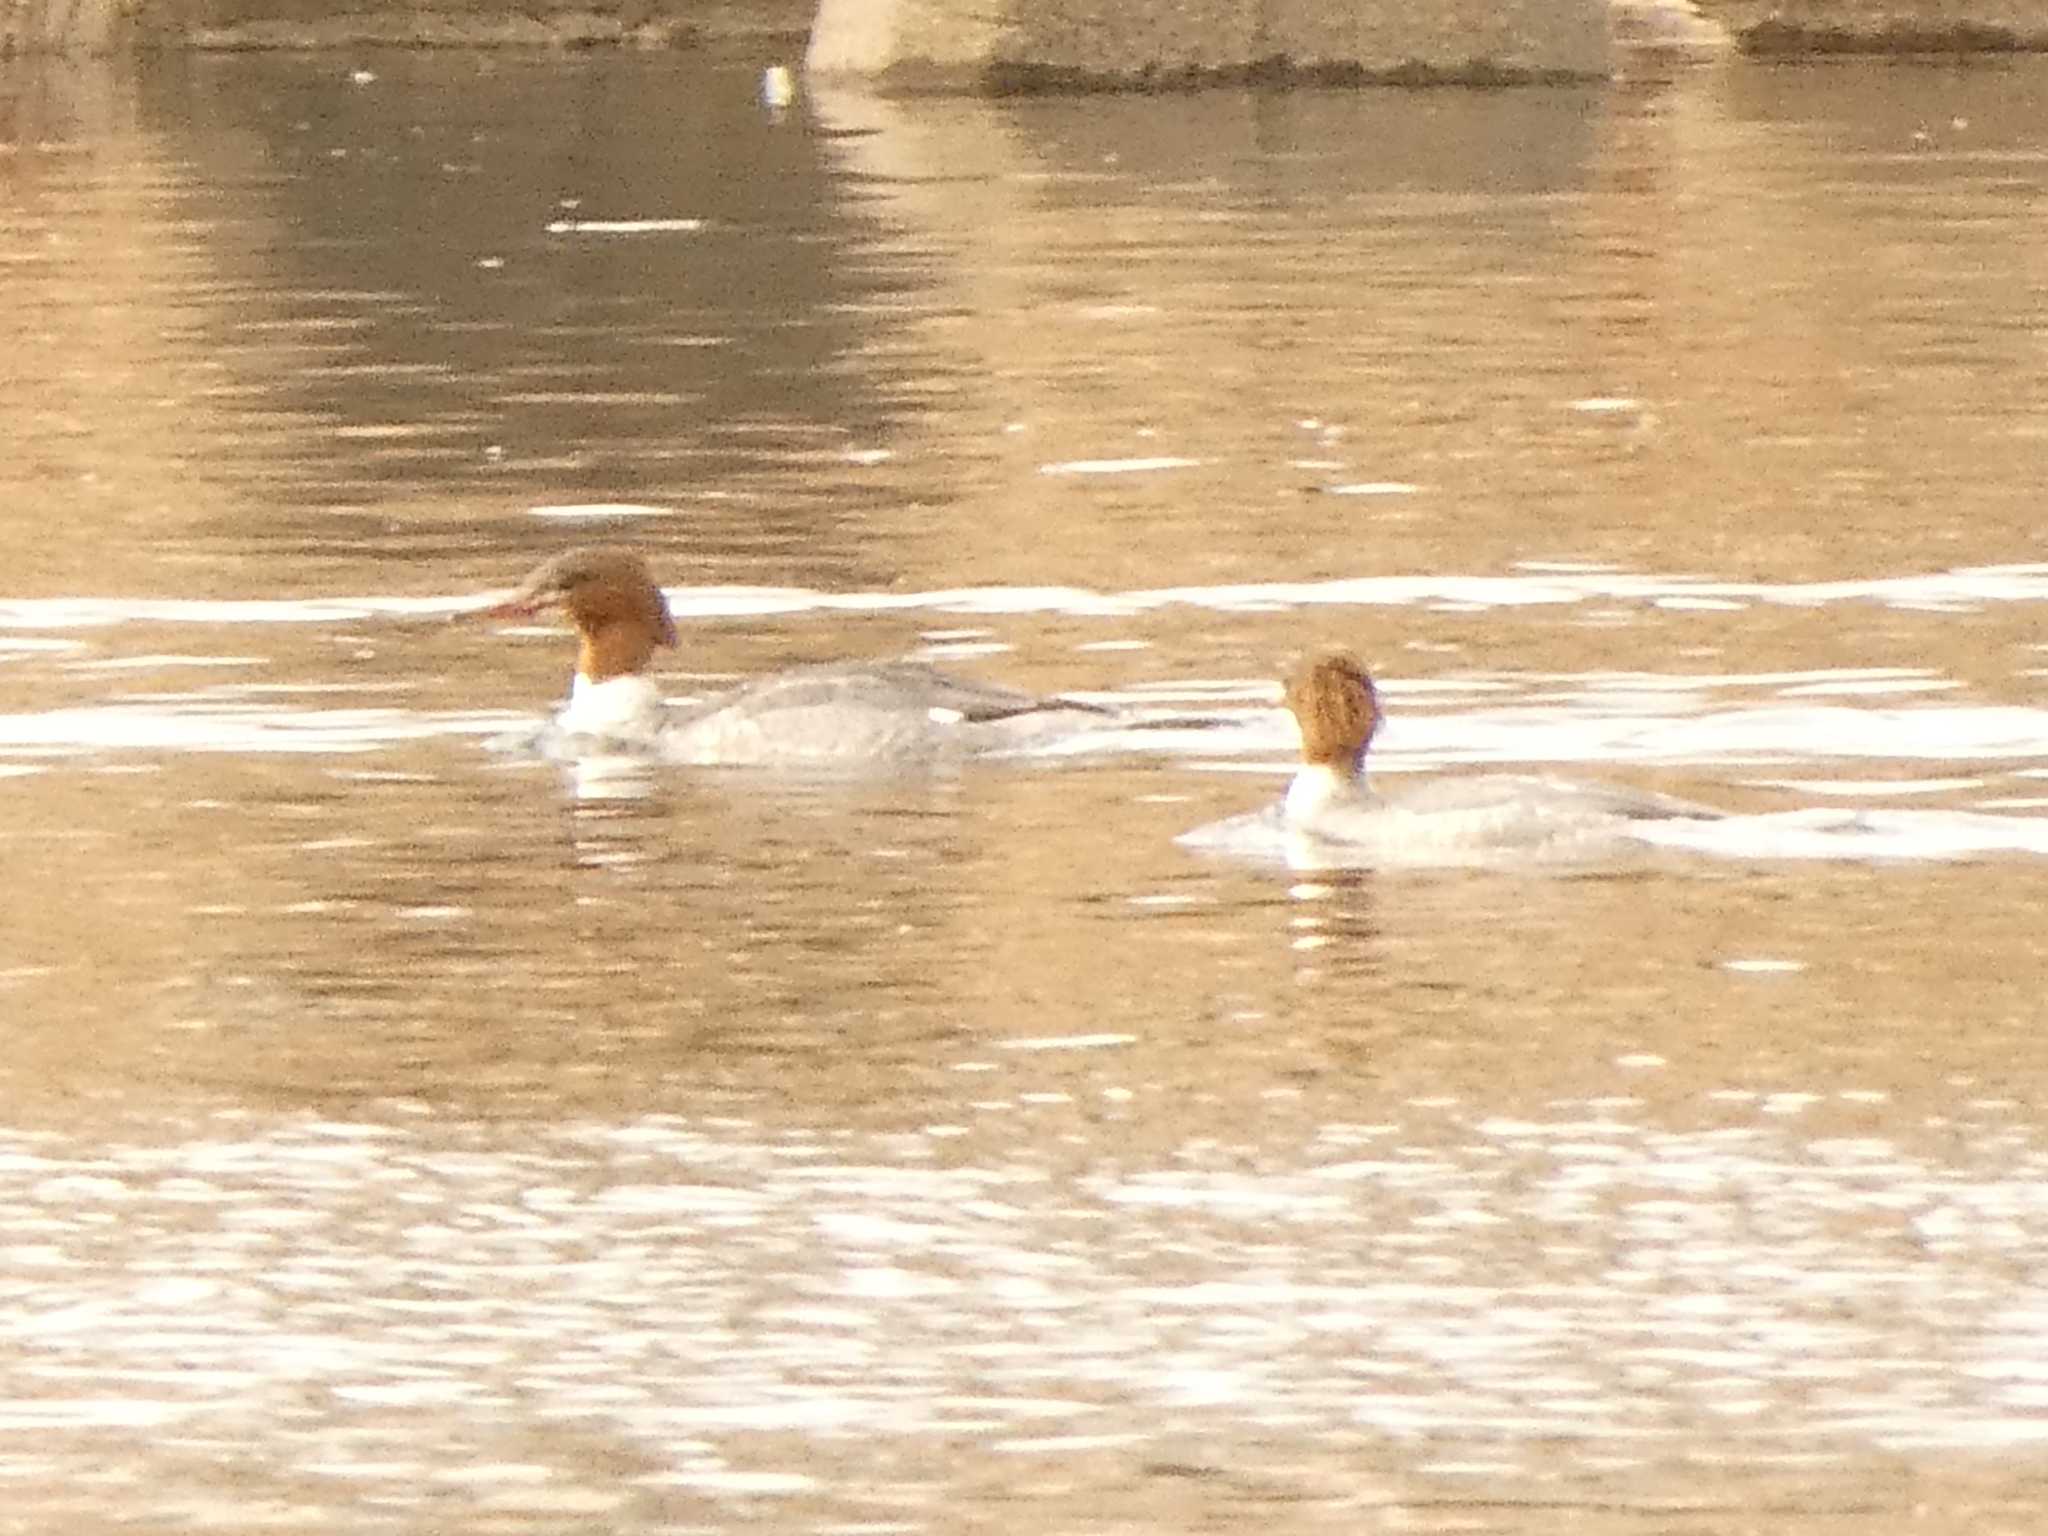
804;0;2047;85
4;0;2045;71
2;0;809;54
1704;1;2048;53
806;0;1615;89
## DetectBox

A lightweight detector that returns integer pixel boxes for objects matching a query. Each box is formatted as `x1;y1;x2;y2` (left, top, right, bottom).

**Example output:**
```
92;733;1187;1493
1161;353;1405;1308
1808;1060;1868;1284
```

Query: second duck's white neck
557;672;664;738
1284;762;1365;824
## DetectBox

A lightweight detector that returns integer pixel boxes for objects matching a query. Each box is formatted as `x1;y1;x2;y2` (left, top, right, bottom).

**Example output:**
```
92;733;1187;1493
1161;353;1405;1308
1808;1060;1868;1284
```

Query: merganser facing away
1182;647;1721;867
480;546;1132;766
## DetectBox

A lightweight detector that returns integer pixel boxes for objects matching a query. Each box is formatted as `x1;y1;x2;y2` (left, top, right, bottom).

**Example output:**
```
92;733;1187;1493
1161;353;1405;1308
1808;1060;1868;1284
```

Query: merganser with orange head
481;546;1143;766
1184;646;1721;867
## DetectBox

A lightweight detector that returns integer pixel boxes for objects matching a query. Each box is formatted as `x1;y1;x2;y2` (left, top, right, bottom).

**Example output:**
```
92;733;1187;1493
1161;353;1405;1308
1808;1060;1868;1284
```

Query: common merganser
1182;647;1721;867
481;546;1141;765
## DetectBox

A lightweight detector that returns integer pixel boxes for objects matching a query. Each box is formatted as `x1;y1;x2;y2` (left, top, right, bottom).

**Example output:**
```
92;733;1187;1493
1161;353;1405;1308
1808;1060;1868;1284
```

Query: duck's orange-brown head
1284;646;1379;774
486;546;678;683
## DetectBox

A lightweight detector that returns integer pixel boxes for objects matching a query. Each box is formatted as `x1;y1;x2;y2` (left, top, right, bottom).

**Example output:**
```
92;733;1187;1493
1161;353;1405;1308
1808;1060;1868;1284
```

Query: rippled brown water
3;44;2048;1533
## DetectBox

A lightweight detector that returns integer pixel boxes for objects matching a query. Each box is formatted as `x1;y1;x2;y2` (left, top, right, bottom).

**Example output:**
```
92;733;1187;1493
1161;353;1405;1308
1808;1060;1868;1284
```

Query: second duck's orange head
1285;646;1380;773
487;546;678;683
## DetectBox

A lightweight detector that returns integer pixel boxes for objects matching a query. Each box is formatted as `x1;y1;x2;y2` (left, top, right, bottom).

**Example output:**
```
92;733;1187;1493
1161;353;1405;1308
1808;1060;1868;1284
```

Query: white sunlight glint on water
6;564;2048;632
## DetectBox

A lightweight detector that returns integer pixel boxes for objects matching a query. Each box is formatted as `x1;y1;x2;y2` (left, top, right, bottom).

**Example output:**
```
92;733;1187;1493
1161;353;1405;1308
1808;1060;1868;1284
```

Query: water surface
3;45;2048;1532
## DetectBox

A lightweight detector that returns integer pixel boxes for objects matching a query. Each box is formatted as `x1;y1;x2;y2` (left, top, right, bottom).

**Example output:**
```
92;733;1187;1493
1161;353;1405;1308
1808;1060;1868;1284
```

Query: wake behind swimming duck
1181;646;1722;868
481;546;1154;766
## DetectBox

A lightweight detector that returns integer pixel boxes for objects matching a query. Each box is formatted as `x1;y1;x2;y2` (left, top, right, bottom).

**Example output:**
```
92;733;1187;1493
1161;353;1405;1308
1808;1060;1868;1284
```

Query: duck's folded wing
863;662;1111;722
1394;774;1721;822
671;661;1056;720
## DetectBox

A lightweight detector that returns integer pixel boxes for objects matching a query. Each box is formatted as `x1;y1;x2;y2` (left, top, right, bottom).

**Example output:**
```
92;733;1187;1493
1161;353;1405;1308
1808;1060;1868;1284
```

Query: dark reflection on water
141;51;920;578
3;43;2048;1534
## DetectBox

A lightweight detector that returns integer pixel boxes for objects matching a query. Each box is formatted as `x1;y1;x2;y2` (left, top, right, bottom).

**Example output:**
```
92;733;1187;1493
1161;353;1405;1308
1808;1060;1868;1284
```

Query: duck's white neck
1285;761;1364;824
557;671;664;739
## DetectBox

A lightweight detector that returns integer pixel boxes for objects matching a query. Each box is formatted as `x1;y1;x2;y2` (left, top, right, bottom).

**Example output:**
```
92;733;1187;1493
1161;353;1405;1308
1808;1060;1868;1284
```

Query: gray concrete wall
806;0;1616;86
1701;1;2048;50
3;0;2045;67
3;0;811;53
806;0;2048;87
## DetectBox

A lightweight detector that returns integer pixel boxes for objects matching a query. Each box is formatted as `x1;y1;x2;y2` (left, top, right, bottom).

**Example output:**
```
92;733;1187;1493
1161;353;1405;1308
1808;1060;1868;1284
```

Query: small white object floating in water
761;65;796;110
1611;0;1730;48
1039;456;1202;476
1324;481;1423;497
545;218;705;236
